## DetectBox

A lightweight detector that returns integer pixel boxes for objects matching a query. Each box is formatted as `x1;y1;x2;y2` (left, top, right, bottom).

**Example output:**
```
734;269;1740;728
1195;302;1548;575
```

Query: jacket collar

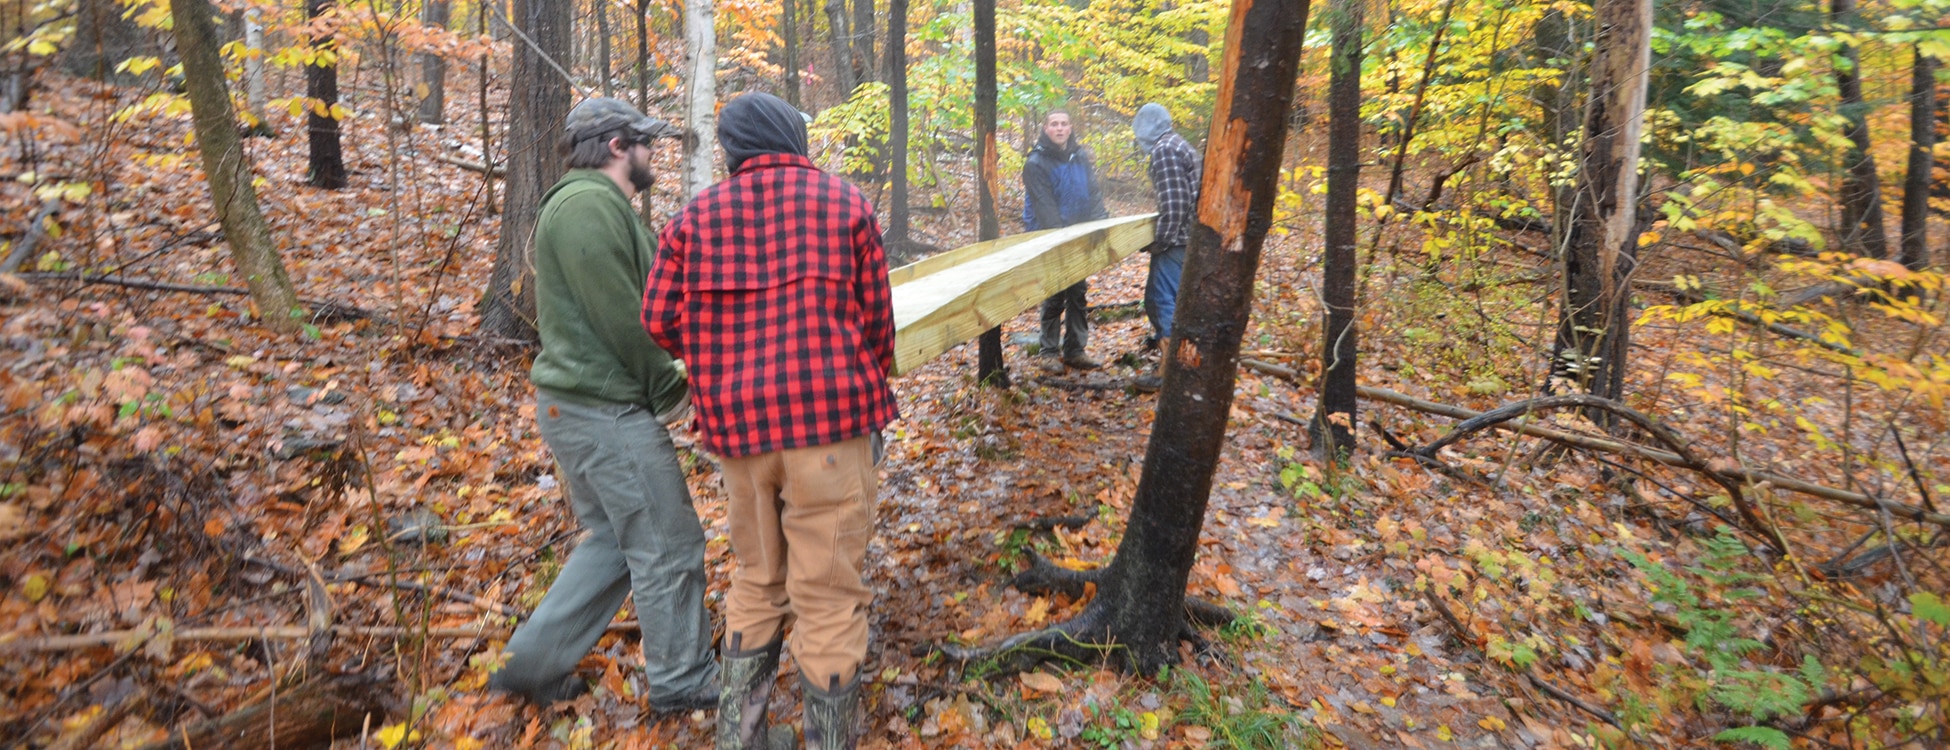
734;152;818;175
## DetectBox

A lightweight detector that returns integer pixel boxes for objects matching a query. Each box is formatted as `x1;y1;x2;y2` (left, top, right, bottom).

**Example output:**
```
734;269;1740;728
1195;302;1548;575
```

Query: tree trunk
306;0;347;189
1087;0;1311;673
242;7;272;135
783;0;801;108
1832;0;1888;259
1552;0;1651;404
851;0;875;86
596;0;615;97
172;0;304;333
1312;0;1361;459
419;0;450;124
974;0;1007;387
1900;44;1935;271
1531;7;1577;252
64;0;147;83
886;0;909;247
479;2;496;214
682;0;717;199
826;0;852;98
636;0;652;108
477;0;571;340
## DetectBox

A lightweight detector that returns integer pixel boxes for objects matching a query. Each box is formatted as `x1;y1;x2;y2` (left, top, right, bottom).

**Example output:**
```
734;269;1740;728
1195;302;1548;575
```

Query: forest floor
3;72;1946;750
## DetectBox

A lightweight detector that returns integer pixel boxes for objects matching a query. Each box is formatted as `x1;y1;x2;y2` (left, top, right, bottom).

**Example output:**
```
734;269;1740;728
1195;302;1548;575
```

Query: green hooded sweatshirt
529;169;687;413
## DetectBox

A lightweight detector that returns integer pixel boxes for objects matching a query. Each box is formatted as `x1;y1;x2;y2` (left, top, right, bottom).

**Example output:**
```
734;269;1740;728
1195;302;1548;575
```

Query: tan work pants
719;434;877;688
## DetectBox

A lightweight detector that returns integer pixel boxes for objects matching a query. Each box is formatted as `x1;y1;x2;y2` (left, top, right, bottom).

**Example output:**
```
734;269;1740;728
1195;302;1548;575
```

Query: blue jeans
1144;243;1185;339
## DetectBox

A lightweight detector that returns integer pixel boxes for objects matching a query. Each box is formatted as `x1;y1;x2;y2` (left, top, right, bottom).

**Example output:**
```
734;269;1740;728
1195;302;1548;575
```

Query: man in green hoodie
488;97;718;714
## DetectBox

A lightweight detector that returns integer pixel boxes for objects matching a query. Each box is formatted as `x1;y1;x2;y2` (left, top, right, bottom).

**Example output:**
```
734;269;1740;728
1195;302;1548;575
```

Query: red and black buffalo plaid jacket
642;153;898;458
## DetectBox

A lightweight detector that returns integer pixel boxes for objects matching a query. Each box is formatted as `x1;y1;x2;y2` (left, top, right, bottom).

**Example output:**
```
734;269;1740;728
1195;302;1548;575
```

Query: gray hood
1133;103;1174;153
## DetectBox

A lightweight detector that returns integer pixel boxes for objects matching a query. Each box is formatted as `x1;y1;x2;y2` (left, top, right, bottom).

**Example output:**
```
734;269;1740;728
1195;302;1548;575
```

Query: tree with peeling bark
1831;0;1888;259
1312;0;1362;460
944;0;1312;674
171;0;304;332
975;0;1008;387
478;0;573;340
1900;44;1935;271
306;0;347;189
1551;0;1651;405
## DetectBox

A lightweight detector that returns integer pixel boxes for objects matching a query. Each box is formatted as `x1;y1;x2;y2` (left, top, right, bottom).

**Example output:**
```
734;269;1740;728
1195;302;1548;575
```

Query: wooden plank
890;214;1155;375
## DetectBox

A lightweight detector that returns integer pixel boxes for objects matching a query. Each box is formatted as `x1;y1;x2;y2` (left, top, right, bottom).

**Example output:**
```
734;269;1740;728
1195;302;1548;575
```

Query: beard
627;158;655;193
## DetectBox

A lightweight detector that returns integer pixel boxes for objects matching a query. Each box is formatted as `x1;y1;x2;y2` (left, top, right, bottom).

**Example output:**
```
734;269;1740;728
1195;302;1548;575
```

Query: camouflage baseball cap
564;97;680;144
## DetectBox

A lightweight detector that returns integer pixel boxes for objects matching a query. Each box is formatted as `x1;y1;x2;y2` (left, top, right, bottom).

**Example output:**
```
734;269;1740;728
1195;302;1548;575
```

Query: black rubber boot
801;671;862;750
716;634;794;750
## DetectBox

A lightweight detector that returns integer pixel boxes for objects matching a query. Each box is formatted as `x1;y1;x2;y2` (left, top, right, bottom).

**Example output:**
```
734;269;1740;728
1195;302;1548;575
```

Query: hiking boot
716;635;794;750
650;678;719;716
1132;373;1162;393
1035;355;1064;374
488;670;588;704
802;672;862;750
1062;354;1103;370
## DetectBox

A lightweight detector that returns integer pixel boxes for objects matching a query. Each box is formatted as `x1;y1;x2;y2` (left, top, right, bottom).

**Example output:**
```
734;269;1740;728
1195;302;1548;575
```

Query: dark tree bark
595;0;614;97
1552;0;1651;404
975;0;1007;386
886;0;909;246
478;0;572;340
851;0;875;86
1901;45;1935;271
636;0;652;108
479;2;496;214
171;0;303;332
1311;0;1362;459
63;0;148;84
1530;7;1577;249
1072;0;1310;673
783;0;801;108
418;0;450;124
826;0;853;98
306;0;347;189
1833;0;1889;259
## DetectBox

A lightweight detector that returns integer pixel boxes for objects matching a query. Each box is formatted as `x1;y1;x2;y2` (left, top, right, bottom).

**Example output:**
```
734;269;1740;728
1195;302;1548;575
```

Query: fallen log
2;621;639;653
0;199;58;273
135;671;388;750
1238;359;1950;528
433;153;503;177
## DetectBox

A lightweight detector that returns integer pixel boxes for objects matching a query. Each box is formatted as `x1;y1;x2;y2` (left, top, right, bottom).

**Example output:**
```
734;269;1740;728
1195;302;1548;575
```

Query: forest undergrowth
2;61;1948;750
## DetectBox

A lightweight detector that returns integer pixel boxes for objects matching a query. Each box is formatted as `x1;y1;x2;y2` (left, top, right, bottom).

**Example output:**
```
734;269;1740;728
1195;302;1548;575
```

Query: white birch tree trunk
682;0;717;199
243;8;268;130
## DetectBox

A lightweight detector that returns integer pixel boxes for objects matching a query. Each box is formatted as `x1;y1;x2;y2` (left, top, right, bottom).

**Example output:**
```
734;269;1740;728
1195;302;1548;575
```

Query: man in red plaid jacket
642;92;895;750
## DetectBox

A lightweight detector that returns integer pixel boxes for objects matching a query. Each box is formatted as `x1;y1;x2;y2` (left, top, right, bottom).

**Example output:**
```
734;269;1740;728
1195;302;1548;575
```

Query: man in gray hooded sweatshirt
1132;103;1201;392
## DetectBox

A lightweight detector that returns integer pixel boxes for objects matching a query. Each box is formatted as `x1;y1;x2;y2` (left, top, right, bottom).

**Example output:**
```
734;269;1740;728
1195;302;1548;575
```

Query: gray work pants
1038;280;1089;359
494;391;718;704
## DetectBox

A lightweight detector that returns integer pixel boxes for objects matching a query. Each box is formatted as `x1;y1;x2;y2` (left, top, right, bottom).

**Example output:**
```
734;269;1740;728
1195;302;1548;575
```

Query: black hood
1032;131;1077;161
718;92;809;172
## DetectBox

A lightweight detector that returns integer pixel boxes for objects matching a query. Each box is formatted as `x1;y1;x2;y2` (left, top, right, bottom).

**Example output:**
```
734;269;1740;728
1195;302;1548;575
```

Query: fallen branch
434;153;504;176
18;272;381;323
0;199;58;273
134;670;388;750
1640;281;1858;356
1423;590;1622;729
1238;360;1950;530
2;621;639;653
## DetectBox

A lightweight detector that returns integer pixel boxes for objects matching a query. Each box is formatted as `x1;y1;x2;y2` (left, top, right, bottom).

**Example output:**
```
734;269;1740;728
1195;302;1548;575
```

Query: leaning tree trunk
1552;0;1651;404
418;0;450;124
974;0;1007;387
783;0;801;108
885;0;909;247
306;0;347;189
681;0;716;199
1901;44;1935;271
477;0;571;340
1079;0;1311;673
172;0;303;332
1312;0;1362;459
1833;0;1889;259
